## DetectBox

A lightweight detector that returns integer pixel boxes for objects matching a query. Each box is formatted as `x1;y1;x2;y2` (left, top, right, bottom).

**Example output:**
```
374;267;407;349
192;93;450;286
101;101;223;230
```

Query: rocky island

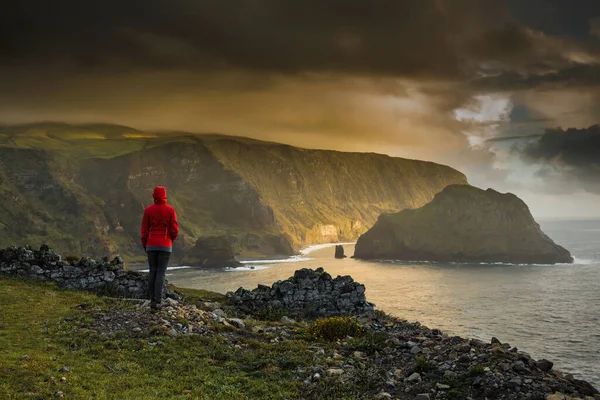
1;246;598;399
354;185;574;264
181;235;242;268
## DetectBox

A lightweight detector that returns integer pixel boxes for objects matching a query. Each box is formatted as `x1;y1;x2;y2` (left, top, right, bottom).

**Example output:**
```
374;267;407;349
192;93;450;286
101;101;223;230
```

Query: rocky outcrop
354;185;574;264
334;245;346;259
0;245;179;299
226;267;375;317
182;236;241;268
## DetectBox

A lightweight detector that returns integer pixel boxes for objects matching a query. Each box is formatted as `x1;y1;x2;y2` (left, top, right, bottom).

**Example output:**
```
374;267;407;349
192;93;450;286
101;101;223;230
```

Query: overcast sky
1;0;600;217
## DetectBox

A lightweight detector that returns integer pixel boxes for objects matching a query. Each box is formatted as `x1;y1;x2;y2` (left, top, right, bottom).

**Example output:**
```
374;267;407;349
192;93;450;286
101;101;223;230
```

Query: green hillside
0;123;468;261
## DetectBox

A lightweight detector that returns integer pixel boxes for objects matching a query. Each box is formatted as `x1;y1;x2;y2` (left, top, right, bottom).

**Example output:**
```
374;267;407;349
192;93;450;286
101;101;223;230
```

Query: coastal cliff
0;122;467;260
354;185;574;264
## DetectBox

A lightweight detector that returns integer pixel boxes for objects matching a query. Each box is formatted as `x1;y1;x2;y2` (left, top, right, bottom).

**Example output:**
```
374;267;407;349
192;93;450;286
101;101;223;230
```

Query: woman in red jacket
141;186;179;310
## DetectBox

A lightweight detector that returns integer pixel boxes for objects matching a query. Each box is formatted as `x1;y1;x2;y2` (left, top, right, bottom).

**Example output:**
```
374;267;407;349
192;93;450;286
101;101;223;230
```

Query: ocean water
155;219;600;386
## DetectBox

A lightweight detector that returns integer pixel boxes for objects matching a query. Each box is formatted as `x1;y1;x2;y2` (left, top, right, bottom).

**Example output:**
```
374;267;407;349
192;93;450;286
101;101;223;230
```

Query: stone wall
227;267;374;317
0;245;179;299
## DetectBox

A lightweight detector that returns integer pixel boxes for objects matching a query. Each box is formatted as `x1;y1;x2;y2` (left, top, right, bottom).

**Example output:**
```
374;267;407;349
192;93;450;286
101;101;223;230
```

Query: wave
235;242;355;268
139;265;193;273
299;242;355;256
373;259;594;267
240;256;312;264
223;265;271;272
573;257;598;265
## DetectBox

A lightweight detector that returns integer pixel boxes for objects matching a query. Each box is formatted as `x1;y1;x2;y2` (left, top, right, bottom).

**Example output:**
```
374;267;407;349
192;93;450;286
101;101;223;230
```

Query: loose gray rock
326;368;345;377
227;318;246;330
537;359;554;372
513;360;526;372
407;372;421;382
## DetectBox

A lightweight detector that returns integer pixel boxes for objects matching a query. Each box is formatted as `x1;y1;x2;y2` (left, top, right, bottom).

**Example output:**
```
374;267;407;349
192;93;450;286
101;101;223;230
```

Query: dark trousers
146;251;171;304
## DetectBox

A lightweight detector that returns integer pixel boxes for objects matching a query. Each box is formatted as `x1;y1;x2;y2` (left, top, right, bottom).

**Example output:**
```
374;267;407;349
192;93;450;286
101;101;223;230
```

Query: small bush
346;331;388;355
413;355;436;373
254;305;285;322
307;316;364;341
447;389;464;400
65;255;80;264
468;365;485;377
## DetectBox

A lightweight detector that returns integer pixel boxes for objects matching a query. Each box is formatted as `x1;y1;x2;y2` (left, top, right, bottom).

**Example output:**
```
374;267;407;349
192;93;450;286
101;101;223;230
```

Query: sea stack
354;185;573;264
334;245;347;259
182;236;242;268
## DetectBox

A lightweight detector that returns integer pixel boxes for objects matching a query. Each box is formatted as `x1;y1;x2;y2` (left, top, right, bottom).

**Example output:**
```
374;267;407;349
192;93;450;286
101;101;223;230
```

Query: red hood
153;186;167;204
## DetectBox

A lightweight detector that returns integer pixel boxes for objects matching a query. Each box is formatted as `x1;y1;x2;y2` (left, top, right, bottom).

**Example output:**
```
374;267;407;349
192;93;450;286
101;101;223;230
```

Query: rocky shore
1;248;597;399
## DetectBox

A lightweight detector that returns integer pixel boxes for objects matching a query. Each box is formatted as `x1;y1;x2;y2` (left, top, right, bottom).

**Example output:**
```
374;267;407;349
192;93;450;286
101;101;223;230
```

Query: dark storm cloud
521;125;600;193
1;0;522;79
473;63;600;92
2;0;600;216
509;0;600;40
3;0;598;100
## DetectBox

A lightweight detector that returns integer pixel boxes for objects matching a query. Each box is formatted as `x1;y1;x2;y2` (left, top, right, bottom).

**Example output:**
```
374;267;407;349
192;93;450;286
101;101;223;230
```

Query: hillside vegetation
0;122;467;261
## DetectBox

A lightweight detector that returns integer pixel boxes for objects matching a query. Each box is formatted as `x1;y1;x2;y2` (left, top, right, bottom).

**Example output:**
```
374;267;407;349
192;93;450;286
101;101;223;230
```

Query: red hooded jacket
141;186;179;252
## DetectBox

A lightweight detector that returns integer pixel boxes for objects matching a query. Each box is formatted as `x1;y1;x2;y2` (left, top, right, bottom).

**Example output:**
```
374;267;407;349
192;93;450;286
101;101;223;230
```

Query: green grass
174;286;227;303
413;355;436;374
0;277;366;399
468;365;485;377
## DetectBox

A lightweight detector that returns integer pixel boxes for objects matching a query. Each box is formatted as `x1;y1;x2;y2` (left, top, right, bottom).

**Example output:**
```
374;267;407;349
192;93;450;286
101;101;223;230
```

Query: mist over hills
0;122;467;261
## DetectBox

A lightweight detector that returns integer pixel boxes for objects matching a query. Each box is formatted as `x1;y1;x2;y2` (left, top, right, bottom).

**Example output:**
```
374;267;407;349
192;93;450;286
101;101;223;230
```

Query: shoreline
133;242;358;272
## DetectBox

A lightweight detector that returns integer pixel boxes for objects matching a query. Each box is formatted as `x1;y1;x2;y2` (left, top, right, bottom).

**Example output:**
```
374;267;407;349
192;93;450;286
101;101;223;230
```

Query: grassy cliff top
0;278;317;399
0;122;462;167
3;275;597;399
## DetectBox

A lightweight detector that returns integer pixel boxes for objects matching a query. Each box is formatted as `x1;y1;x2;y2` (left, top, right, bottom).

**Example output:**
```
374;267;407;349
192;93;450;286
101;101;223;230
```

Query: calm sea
153;219;600;386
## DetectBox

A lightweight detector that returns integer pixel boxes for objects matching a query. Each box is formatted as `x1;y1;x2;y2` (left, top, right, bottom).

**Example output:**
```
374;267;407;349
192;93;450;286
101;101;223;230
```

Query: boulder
354;185;573;264
334;245;346;259
183;236;241;268
537;359;553;372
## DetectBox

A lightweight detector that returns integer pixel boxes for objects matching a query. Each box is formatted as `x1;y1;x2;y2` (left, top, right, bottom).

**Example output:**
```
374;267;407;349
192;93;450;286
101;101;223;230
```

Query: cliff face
0;147;116;256
354;185;573;264
78;141;287;259
205;138;467;248
0;123;468;260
